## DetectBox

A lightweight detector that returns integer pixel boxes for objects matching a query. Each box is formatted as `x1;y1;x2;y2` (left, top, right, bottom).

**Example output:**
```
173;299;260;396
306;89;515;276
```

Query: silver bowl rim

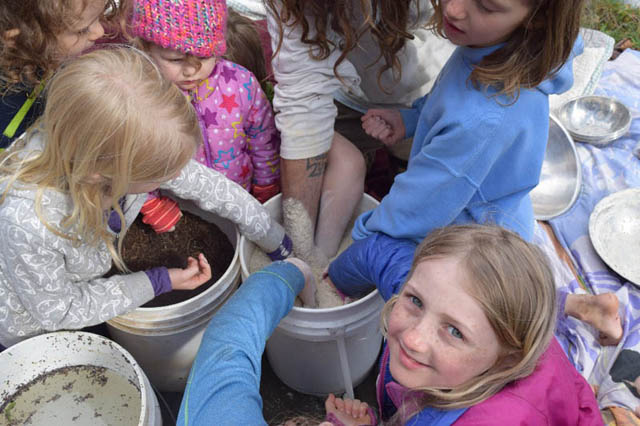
533;115;582;220
558;95;632;145
588;188;640;285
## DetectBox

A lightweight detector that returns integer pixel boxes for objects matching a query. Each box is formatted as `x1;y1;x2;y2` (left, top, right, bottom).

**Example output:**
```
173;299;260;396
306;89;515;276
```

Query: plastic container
239;193;385;397
107;199;241;392
0;331;162;426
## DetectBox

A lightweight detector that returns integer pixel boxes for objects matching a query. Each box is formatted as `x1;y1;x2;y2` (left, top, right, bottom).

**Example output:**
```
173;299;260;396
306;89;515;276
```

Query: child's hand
361;109;405;147
252;183;280;204
168;253;211;290
285;257;317;307
141;196;183;233
324;393;373;426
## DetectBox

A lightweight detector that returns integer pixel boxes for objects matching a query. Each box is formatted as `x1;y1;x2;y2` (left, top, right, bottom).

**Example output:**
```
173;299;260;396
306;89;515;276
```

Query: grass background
582;0;640;50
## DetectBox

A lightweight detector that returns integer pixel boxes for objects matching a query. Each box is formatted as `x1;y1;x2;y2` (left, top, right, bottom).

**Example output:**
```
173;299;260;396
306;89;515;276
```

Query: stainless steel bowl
557;95;631;146
589;188;640;285
531;115;582;220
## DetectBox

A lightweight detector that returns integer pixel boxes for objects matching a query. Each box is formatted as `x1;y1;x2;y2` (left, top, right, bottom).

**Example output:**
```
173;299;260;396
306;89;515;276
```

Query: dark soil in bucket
119;211;234;307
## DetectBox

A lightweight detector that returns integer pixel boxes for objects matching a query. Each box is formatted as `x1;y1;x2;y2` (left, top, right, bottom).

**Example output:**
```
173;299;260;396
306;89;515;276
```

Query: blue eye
448;325;463;339
410;295;423;308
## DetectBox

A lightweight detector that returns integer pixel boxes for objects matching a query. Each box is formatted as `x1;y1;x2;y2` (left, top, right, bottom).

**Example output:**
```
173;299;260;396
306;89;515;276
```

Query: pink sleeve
243;73;280;187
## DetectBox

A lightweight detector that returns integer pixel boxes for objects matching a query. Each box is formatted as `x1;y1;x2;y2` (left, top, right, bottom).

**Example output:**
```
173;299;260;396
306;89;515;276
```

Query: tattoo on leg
306;153;328;178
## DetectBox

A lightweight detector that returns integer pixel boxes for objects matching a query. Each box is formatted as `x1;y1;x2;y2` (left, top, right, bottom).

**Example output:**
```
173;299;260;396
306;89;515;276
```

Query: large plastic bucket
0;331;161;425
239;193;385;397
107;199;241;392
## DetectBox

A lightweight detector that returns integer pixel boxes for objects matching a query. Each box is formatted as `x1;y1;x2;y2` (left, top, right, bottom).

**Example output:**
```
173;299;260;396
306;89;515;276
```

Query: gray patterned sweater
0;134;285;347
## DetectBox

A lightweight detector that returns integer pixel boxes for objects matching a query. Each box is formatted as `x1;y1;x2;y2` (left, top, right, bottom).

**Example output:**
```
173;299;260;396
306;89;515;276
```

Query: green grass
581;0;640;49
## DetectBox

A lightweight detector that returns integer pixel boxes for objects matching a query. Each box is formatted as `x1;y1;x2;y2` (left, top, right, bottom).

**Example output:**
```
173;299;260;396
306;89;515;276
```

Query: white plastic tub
107;199;240;392
0;331;161;426
239;193;385;397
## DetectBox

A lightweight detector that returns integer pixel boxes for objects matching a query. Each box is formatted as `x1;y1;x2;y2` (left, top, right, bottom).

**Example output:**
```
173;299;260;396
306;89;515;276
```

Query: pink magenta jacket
188;59;280;191
455;338;603;425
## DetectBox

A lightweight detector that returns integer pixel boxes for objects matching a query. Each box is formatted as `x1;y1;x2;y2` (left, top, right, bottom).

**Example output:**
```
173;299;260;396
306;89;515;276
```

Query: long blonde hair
0;47;201;269
381;224;557;415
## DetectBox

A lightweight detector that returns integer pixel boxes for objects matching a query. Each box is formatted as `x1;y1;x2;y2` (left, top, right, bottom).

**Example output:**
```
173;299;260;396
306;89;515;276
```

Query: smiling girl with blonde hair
325;225;601;425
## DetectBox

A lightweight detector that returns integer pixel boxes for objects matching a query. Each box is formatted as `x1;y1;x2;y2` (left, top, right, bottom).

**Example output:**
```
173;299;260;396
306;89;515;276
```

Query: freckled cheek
386;308;409;339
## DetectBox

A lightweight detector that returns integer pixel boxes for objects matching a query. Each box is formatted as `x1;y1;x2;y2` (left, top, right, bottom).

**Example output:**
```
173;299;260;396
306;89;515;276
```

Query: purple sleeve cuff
267;234;293;261
145;267;172;296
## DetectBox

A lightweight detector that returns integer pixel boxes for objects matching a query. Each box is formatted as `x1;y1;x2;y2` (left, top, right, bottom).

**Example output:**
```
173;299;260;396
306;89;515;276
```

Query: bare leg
281;153;327;232
281;153;329;270
315;133;366;258
565;293;622;346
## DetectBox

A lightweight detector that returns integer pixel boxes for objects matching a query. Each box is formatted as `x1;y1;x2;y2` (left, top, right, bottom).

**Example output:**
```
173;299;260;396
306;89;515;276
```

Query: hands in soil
168;253;211;290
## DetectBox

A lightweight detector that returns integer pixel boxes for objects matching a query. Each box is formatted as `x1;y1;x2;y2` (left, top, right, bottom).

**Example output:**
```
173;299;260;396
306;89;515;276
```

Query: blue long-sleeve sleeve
328;232;417;302
400;94;430;138
177;261;305;425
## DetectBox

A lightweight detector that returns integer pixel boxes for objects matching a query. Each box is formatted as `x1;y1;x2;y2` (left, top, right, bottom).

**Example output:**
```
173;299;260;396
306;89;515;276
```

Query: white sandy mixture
248;198;357;308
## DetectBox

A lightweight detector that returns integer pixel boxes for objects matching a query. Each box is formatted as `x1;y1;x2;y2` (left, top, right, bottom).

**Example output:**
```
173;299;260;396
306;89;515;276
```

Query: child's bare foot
565;293;622;346
324;393;372;426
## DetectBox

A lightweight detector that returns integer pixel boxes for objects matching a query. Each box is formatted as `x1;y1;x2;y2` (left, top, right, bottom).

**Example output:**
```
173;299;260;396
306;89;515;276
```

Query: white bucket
239;193;385;397
0;331;161;426
107;199;241;392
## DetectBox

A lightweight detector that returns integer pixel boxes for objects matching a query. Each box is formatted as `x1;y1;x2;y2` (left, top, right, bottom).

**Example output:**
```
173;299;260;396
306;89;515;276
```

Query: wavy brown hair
0;0;117;93
429;0;584;99
381;225;557;415
265;0;421;88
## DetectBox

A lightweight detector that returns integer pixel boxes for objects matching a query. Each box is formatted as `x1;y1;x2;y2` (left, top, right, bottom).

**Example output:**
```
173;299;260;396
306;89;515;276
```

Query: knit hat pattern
131;0;227;57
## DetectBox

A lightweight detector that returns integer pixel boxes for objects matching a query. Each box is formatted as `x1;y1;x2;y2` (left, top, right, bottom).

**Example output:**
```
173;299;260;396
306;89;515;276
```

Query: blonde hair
0;47;201;269
428;0;584;99
381;224;557;414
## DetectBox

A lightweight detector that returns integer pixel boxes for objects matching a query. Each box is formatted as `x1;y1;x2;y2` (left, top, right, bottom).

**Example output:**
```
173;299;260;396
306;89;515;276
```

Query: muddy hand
169;253;211;290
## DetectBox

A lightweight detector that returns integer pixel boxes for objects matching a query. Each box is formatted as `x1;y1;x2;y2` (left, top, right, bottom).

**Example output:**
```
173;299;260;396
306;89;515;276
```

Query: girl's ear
3;29;20;47
84;173;106;184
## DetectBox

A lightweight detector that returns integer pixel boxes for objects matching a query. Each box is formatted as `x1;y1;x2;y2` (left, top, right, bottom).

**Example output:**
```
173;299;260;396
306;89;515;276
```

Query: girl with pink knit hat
130;0;281;232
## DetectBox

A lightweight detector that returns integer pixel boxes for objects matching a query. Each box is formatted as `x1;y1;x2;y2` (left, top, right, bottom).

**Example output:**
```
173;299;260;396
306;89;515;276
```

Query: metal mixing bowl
531;115;582;220
589;188;640;285
557;95;631;146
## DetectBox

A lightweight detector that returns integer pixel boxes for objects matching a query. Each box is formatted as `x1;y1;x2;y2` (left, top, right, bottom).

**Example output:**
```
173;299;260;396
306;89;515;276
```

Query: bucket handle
334;329;355;399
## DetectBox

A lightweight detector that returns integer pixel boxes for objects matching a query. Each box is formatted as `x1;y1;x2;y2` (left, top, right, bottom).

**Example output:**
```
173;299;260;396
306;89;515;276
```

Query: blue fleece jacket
353;38;584;243
177;261;304;425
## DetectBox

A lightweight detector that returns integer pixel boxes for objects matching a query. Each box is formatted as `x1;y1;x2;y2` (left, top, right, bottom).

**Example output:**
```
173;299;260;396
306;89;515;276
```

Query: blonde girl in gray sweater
0;47;290;348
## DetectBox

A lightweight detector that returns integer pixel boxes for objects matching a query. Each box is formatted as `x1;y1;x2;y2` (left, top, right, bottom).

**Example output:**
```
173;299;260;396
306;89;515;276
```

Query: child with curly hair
0;0;123;148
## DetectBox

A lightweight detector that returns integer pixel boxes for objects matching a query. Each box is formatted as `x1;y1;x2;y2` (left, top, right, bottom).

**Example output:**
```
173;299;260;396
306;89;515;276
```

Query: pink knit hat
131;0;227;57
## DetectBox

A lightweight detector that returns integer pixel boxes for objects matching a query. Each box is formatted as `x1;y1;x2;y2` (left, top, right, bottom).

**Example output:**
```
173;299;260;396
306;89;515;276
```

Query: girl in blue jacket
354;0;584;243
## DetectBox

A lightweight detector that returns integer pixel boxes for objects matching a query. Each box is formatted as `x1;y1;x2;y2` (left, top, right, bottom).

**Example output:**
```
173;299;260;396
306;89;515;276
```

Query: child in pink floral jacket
130;0;280;232
189;58;280;200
